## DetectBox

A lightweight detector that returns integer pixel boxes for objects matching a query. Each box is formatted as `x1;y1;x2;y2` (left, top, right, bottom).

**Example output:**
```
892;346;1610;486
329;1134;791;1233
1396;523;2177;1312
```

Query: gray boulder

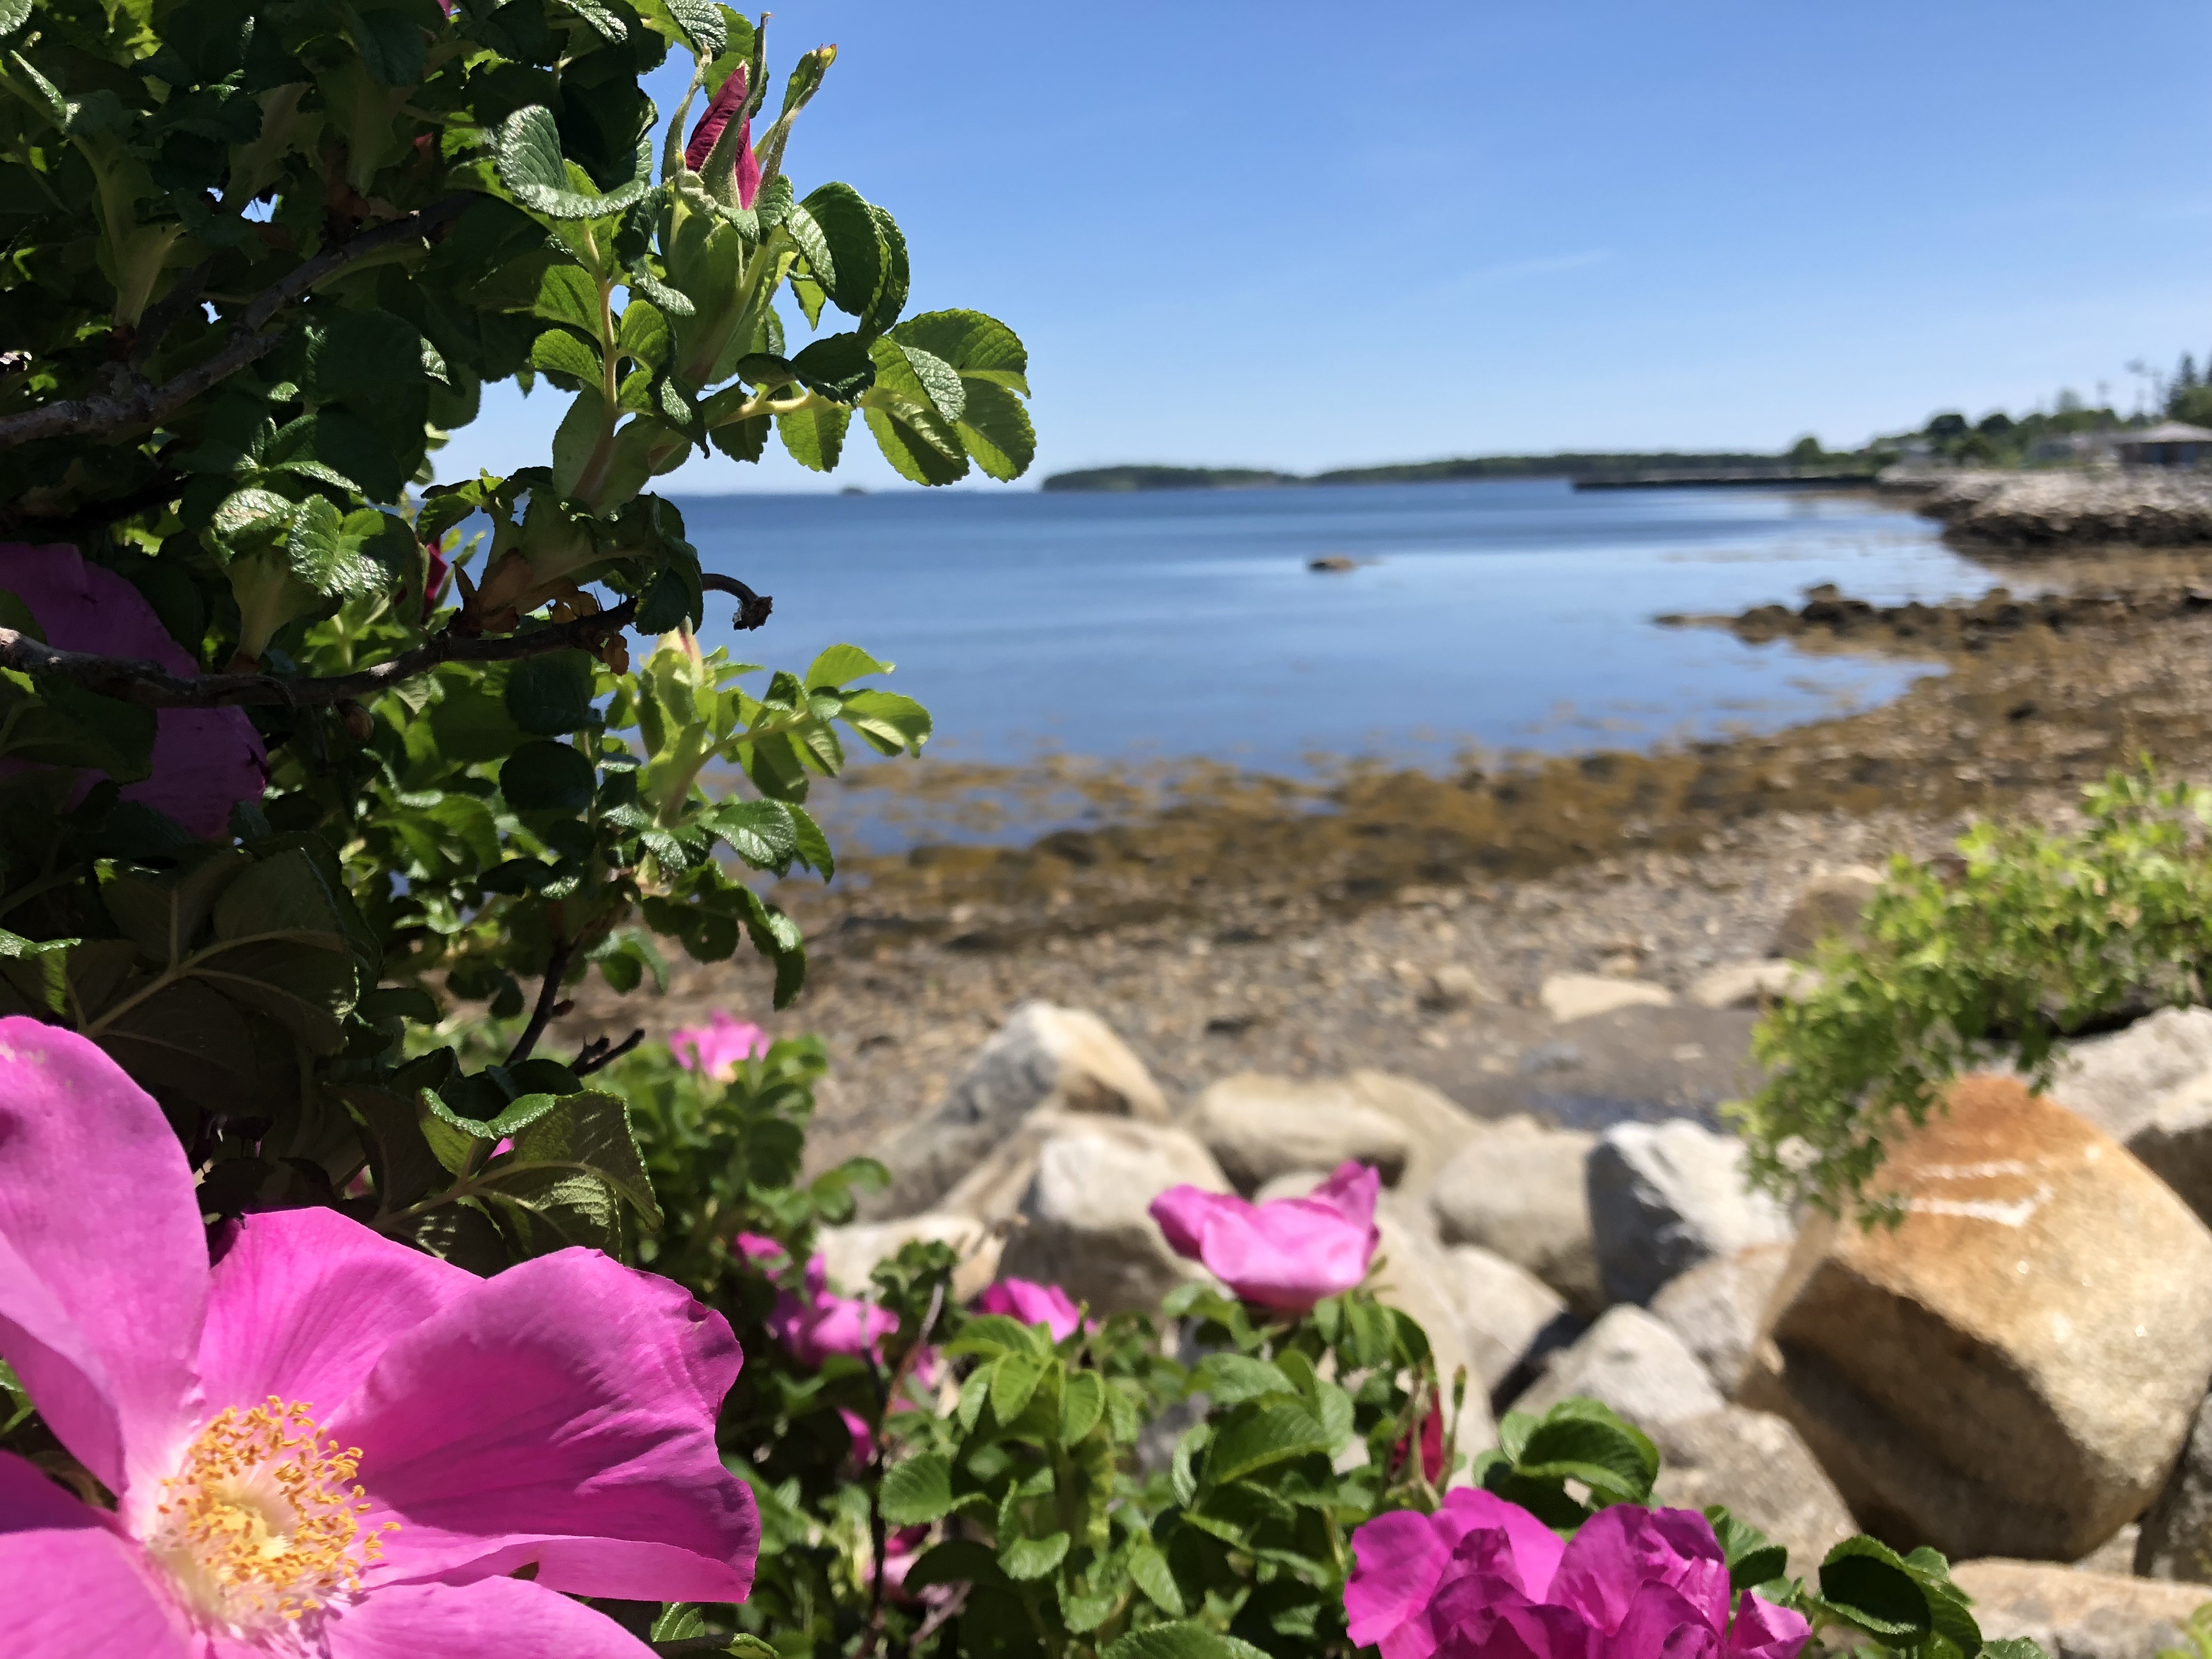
864;1002;1168;1218
2124;1065;2212;1231
2137;1390;2212;1584
1648;1408;1855;1576
1429;1118;1604;1315
1587;1120;1793;1306
1440;1243;1576;1397
996;1119;1228;1316
1948;1560;2210;1659
1648;1242;1793;1395
1193;1074;1412;1193
2048;1006;2212;1146
1509;1305;1725;1427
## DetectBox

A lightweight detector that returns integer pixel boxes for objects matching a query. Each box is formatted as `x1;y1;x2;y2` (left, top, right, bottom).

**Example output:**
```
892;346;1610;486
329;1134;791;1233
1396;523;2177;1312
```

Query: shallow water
684;479;1992;782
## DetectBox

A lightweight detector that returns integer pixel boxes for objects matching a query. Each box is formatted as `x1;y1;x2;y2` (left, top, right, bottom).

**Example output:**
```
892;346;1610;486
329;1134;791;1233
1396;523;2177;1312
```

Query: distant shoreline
1041;453;1830;492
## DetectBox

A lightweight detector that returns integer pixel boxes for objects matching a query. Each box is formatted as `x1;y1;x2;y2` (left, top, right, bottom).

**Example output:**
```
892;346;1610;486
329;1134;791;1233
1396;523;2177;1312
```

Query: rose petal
1725;1591;1812;1659
1600;1583;1723;1658
684;66;749;171
0;1451;189;1658
1346;1509;1455;1659
1435;1488;1567;1601
324;1576;657;1658
331;1248;757;1602
1551;1506;1729;1637
975;1278;1083;1341
0;1020;205;1497
198;1207;475;1417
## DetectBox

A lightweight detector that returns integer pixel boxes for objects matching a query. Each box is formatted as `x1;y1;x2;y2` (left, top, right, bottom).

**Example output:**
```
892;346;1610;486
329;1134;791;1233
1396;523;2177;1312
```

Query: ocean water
681;480;1993;783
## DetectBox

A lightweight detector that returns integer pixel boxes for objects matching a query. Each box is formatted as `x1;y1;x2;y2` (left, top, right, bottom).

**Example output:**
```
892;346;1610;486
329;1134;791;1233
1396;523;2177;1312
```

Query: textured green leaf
211;487;296;543
505;652;597;736
534;265;604;334
1516;1403;1659;1502
495;106;651;219
990;1353;1043;1426
957;381;1037;482
1820;1538;1934;1641
713;798;797;867
998;1532;1069;1582
789;332;876;402
879;1452;953;1525
1205;1403;1330;1485
1102;1622;1244;1659
838;689;930;756
1060;1370;1105;1444
794;183;884;317
891;309;1030;394
531;328;603;387
775;404;848;471
616;300;670;371
864;404;966;486
804;644;890;689
786;803;834;879
1193;1354;1296;1406
1127;1544;1184;1616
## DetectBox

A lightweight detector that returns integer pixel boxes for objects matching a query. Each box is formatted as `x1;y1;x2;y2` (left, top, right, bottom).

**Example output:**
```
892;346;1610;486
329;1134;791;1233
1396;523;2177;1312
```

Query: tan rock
1193;1073;1413;1193
995;1119;1229;1316
1740;1076;2212;1560
1649;1408;1855;1577
1347;1069;1484;1197
1430;1118;1603;1315
1769;865;1883;961
863;1002;1169;1218
816;1213;1002;1304
1370;1215;1498;1454
1540;973;1674;1023
1948;1559;2210;1659
1688;959;1819;1011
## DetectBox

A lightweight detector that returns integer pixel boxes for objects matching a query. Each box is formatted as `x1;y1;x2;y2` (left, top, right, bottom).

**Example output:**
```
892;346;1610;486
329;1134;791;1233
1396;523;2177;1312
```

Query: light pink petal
1147;1183;1232;1260
1726;1592;1812;1659
735;1232;787;1268
1428;1583;1598;1659
0;1019;205;1497
839;1405;875;1466
1435;1488;1568;1601
1307;1159;1383;1231
977;1278;1082;1341
0;543;264;839
0;1451;190;1658
330;1248;757;1603
323;1576;656;1658
198;1208;475;1416
1346;1508;1454;1659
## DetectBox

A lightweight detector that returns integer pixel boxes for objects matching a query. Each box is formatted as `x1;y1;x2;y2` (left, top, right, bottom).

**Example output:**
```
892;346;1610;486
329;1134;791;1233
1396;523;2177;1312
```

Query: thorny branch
505;935;578;1069
0;597;641;709
571;1028;646;1077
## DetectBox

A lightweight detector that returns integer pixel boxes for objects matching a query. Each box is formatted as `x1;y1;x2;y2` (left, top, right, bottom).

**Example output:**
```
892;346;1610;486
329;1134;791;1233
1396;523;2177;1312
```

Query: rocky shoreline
1894;465;2212;548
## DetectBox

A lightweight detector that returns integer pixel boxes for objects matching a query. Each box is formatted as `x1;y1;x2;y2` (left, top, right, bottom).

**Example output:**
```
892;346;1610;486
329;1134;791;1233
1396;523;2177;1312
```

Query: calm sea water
680;481;1991;782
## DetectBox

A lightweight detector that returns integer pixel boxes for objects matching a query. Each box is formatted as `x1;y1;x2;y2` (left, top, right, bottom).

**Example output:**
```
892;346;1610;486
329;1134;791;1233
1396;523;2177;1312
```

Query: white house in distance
2115;421;2212;467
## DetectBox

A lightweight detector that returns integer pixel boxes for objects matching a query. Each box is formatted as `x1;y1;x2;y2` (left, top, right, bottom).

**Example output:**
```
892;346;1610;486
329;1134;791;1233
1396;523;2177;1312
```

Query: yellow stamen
145;1397;398;1634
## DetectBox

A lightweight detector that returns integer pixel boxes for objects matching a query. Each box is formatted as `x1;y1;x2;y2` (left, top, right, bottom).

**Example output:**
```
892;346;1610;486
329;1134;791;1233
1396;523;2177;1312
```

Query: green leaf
211;487;296;543
1980;1643;2047;1659
793;183;884;317
838;689;930;757
891;309;1030;394
906;1539;1004;1593
1127;1544;1184;1616
505;652;598;736
501;741;597;815
1515;1398;1660;1502
998;1532;1069;1582
789;332;876;402
1101;1622;1246;1659
531;328;603;387
0;0;32;38
864;403;966;487
534;265;603;334
804;644;890;689
880;1452;953;1525
1820;1537;1935;1642
479;1088;664;1247
990;1353;1043;1425
617;301;671;372
859;202;909;336
712;799;797;867
1060;1371;1105;1443
495;106;652;220
958;381;1037;482
786;803;834;879
1193;1354;1296;1406
0;928;77;1018
776;404;849;472
285;496;385;599
883;342;965;423
1205;1403;1330;1485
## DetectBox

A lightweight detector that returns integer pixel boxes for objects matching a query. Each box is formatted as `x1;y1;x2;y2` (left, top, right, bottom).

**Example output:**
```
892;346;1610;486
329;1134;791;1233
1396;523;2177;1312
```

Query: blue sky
437;0;2212;491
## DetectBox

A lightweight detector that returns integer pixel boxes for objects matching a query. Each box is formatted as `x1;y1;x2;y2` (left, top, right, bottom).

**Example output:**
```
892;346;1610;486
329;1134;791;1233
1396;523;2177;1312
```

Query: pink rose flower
882;1525;930;1603
683;66;762;205
974;1277;1085;1341
735;1231;789;1269
838;1404;876;1468
0;1017;760;1658
1148;1160;1381;1312
670;1011;770;1082
765;1254;899;1369
1345;1491;1809;1659
0;543;266;840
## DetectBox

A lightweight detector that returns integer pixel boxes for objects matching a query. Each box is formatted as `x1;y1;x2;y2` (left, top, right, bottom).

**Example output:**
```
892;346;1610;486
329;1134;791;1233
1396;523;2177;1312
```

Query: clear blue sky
437;0;2212;491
